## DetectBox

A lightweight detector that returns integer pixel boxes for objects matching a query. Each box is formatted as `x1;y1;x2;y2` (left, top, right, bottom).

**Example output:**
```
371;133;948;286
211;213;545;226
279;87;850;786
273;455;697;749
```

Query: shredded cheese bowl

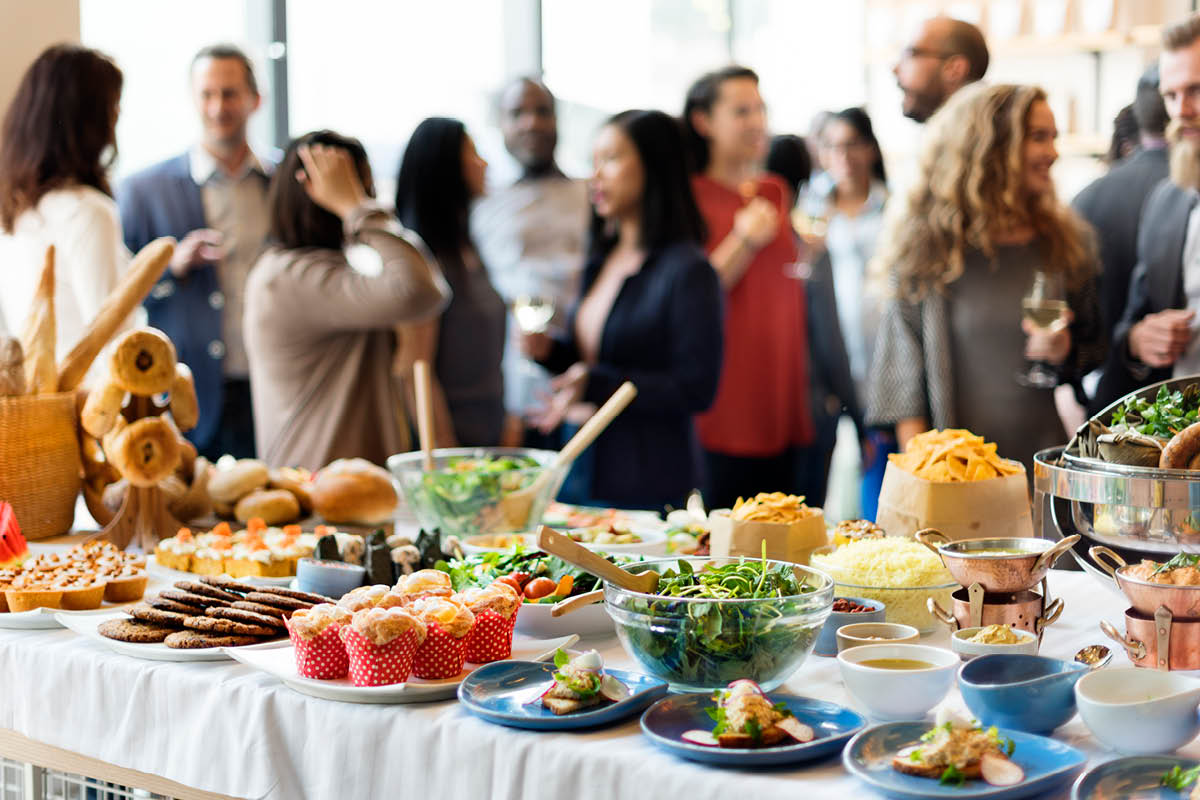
810;538;956;633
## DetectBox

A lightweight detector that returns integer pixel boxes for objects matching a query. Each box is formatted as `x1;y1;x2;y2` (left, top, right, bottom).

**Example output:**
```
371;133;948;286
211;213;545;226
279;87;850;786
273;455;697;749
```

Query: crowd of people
3;12;1200;517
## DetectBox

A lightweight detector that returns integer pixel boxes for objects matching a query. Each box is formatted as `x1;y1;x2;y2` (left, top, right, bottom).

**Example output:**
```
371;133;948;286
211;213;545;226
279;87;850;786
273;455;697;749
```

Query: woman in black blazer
521;109;722;511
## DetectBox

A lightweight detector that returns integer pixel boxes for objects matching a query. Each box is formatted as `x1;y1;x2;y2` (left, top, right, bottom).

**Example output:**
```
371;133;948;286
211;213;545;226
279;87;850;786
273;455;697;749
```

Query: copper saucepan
928;579;1063;637
1100;607;1200;671
916;529;1080;593
1090;546;1200;619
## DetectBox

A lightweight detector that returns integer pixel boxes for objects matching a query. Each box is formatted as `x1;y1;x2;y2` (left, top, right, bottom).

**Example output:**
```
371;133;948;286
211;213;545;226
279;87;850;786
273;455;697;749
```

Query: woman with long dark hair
0;45;130;364
394;118;508;448
244;130;448;468
683;66;820;509
521;110;722;510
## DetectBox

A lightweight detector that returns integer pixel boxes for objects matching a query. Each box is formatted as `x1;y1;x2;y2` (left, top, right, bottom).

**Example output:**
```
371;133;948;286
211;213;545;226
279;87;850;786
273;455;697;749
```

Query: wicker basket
0;393;81;539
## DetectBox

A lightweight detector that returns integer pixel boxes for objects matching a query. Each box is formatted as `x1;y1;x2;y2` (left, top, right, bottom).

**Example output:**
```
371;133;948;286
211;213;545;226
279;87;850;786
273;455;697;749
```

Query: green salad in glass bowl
388;448;567;539
605;553;834;692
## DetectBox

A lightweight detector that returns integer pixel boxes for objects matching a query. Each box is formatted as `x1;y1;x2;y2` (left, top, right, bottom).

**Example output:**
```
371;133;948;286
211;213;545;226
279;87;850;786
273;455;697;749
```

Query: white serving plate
514;599;614;639
0;578;166;630
147;554;295;587
56;610;291;662
226;632;579;703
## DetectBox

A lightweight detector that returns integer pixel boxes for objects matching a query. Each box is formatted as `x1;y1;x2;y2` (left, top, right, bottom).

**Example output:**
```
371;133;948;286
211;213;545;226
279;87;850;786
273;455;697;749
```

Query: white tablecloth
0;569;1194;800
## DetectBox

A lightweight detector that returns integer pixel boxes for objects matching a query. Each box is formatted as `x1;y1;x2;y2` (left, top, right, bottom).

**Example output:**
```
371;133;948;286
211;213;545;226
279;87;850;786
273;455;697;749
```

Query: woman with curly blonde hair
867;83;1105;472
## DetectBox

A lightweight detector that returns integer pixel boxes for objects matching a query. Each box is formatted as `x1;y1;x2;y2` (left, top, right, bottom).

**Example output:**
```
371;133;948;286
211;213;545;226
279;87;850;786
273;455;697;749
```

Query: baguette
21;245;56;394
0;337;25;396
57;237;175;392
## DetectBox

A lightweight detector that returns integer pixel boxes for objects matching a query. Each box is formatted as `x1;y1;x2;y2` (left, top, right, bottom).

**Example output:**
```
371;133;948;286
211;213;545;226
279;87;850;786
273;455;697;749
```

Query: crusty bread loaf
21;245;56;394
311;458;398;525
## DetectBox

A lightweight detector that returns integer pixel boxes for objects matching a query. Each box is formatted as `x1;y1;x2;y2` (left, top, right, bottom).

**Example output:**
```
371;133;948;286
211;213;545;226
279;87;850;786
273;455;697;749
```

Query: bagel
81;380;127;438
234;488;301;525
169;362;199;431
1161;421;1200;470
107;416;180;487
208;459;270;504
109;328;177;396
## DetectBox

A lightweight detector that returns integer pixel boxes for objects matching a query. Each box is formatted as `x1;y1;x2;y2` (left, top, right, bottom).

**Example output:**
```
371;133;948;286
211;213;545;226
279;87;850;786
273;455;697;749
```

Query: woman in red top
683;66;818;510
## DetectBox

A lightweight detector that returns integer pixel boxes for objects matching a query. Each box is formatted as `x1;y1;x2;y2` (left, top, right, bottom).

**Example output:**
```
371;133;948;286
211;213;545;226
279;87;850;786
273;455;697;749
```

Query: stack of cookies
98;576;331;649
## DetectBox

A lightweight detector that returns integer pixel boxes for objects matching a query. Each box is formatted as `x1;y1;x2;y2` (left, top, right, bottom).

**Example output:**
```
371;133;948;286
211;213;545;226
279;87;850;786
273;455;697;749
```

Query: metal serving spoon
1074;644;1113;669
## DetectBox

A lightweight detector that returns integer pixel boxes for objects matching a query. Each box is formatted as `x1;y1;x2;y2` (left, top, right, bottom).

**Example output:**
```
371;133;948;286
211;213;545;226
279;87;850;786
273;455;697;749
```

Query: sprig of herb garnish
1161;764;1200;790
939;764;967;786
1154;553;1200;577
1111;385;1200;438
705;705;728;736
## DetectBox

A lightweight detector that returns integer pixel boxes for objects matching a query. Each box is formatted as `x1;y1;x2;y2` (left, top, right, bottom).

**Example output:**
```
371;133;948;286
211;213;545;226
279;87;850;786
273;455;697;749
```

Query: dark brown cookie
173;581;242;603
182;615;277;637
230;600;286;619
146;595;205;614
252;586;332;605
160;589;232;608
164;630;260;649
205;606;284;630
128;604;189;626
199;575;260;594
98;618;175;643
244;591;315;612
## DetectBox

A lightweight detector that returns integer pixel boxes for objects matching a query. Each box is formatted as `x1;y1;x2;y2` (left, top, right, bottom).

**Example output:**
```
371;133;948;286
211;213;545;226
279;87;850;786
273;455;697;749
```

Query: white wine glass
783;208;828;280
1015;270;1068;389
513;294;555;335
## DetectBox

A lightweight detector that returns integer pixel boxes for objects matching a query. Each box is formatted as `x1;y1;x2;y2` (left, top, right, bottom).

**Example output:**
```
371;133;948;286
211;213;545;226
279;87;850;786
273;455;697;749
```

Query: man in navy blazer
119;44;271;459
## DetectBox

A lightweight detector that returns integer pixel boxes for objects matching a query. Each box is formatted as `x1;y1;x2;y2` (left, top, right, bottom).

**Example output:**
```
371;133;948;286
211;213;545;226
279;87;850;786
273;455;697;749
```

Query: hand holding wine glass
514;294;556;365
1015;270;1070;388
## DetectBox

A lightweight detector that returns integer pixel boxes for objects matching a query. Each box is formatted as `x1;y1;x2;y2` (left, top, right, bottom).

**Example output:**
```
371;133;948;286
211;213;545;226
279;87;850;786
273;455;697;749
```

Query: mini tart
103;572;148;603
59;582;107;610
5;587;64;612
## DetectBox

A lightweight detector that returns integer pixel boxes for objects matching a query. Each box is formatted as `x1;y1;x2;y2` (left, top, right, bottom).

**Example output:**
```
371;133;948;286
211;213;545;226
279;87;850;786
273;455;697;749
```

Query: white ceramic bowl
835;622;920;653
513;598;614;639
950;627;1040;660
837;643;959;721
1075;667;1200;755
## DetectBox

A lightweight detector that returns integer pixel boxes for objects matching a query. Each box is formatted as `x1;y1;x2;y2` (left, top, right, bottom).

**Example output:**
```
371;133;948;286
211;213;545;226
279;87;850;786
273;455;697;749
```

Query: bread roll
269;466;314;514
109;328;177;396
0;337;26;396
311;458;398;525
235;488;301;525
21;245;56;394
208;459;270;504
107;416;180;487
213;498;236;519
81;380;127;438
169;362;199;431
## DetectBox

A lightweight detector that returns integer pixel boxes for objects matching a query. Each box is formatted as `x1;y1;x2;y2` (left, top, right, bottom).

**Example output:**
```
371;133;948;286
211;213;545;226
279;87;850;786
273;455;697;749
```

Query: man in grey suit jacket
1105;17;1200;399
118;44;270;459
1077;67;1170;413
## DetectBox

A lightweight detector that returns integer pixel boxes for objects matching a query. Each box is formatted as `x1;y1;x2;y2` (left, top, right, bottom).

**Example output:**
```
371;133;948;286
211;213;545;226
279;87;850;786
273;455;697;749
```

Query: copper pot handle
1033;534;1081;574
1100;619;1145;661
915;529;949;555
927;596;957;629
1089;545;1127;579
1042;596;1064;628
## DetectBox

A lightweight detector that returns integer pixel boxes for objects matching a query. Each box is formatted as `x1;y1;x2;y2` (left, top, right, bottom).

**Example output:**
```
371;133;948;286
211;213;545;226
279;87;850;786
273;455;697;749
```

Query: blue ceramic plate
1072;756;1200;799
639;692;866;766
458;661;668;730
843;721;1087;800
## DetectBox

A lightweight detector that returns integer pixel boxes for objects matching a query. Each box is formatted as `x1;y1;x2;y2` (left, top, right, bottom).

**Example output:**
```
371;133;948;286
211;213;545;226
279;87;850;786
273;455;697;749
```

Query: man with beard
1110;16;1200;390
119;45;271;459
893;16;989;123
471;77;589;448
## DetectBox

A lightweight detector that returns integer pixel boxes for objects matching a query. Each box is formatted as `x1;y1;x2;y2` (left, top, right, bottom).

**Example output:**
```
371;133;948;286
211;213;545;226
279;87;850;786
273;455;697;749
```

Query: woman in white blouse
0;45;132;372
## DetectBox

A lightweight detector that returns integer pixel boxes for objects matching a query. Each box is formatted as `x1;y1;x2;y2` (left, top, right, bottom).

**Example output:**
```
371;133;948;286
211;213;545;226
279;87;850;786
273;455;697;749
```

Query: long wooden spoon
536;525;659;594
550;589;603;617
500;381;638;528
413;359;435;472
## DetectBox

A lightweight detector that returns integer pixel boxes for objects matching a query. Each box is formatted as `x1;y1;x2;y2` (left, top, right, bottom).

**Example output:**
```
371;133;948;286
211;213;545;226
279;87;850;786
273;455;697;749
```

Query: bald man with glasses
894;16;990;123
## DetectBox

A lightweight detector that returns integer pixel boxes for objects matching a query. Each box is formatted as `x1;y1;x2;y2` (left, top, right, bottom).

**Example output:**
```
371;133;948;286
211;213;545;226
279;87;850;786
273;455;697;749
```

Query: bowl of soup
837;643;958;720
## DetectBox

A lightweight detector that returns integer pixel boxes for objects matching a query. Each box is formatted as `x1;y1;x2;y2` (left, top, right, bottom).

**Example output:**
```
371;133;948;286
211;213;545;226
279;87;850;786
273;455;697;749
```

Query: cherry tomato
509;571;532;588
523;577;556;599
493;576;522;594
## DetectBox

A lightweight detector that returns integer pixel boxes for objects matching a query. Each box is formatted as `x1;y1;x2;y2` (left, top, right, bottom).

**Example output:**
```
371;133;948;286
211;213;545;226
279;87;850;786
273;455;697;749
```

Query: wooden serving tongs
499;381;638;529
537;525;659;617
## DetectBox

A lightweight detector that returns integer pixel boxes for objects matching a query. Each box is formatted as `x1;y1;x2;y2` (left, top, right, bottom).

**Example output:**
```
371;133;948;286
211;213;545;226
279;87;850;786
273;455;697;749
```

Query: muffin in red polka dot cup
286;603;354;680
458;583;521;664
338;606;427;687
336;584;395;613
392;569;454;604
409;596;475;679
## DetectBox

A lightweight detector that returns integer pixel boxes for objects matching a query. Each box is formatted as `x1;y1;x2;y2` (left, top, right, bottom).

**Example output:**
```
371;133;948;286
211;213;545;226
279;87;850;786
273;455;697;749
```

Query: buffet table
0;567;1190;800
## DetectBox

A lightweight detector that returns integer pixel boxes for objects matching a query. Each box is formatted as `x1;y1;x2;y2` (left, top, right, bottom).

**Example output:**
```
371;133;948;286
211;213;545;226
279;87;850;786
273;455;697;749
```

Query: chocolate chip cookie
182;615;276;637
173;581;242;603
244;592;314;612
160;589;232;608
205;606;284;630
98;618;175;643
252;586;332;605
199;575;260;595
164;630;260;649
129;603;190;626
230;601;285;619
146;595;204;614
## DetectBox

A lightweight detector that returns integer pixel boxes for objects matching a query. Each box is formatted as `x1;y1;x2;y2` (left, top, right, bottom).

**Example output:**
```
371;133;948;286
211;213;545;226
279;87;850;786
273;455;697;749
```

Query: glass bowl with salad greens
604;555;834;692
388;448;566;540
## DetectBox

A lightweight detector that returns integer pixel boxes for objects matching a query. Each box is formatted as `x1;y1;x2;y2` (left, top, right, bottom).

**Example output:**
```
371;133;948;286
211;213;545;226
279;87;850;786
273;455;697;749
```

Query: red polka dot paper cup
338;626;421;687
285;618;349;680
464;607;518;664
412;621;468;679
